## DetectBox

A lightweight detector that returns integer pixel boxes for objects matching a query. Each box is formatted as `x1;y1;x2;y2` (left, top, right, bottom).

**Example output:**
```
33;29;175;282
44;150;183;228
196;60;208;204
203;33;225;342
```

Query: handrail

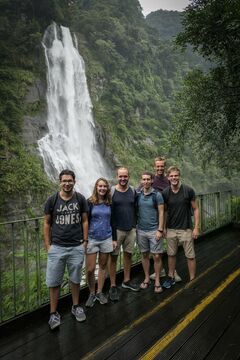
0;190;239;324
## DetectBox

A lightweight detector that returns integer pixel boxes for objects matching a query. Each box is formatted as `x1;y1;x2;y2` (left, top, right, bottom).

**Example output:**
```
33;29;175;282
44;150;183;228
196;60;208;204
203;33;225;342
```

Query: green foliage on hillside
0;0;239;220
174;0;240;172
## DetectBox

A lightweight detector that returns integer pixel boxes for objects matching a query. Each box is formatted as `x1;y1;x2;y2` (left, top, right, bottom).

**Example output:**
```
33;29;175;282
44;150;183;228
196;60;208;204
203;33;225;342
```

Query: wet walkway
0;225;240;360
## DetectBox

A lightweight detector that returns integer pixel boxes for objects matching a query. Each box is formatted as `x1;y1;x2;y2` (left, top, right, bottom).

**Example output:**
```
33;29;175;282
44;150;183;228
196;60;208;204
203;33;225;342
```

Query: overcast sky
139;0;190;16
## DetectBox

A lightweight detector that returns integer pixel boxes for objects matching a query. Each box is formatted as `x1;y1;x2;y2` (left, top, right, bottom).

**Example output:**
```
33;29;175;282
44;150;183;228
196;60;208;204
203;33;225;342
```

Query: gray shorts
111;228;136;255
86;237;113;254
46;244;85;287
137;229;164;254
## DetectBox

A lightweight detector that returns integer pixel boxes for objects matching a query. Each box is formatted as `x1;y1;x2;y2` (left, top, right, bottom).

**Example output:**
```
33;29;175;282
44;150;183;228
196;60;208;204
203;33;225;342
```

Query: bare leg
86;253;97;294
109;254;118;287
141;252;150;283
153;253;162;286
123;251;132;283
97;253;109;292
168;255;176;278
49;286;60;313
187;257;196;281
70;282;80;306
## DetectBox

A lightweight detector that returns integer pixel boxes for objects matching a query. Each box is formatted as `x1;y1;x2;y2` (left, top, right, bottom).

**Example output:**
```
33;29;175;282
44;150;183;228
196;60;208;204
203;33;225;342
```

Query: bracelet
157;229;163;233
83;239;88;243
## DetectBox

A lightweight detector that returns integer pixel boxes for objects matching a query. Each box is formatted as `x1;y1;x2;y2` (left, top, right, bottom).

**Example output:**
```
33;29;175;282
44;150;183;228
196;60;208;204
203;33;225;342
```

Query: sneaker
174;270;182;283
122;280;140;292
71;305;86;322
95;292;108;305
109;286;119;301
162;277;175;289
85;293;96;308
48;311;61;330
150;268;166;280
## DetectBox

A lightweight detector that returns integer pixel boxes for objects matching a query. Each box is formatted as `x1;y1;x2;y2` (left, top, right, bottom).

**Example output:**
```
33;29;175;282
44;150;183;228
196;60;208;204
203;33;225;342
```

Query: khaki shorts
111;228;136;255
166;229;195;259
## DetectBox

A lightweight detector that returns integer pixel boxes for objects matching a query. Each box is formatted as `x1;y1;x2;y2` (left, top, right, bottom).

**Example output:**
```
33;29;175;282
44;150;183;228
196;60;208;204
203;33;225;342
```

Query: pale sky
139;0;190;16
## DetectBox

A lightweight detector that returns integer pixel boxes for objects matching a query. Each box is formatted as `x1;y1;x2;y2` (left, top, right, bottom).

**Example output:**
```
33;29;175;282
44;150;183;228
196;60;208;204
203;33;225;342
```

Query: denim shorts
137;229;164;254
46;244;85;287
86;237;113;254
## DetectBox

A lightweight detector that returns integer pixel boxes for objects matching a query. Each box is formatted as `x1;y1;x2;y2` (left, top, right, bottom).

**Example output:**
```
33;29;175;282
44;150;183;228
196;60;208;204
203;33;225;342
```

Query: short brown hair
116;167;129;176
141;171;154;180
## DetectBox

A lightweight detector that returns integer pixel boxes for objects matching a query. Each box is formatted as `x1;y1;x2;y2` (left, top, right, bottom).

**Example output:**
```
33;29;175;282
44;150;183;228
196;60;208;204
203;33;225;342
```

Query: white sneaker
150;268;166;280
174;270;182;282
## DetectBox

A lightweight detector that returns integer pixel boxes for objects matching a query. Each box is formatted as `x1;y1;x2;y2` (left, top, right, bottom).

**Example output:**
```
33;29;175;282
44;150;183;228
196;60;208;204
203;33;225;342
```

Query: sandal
154;285;163;293
140;281;150;290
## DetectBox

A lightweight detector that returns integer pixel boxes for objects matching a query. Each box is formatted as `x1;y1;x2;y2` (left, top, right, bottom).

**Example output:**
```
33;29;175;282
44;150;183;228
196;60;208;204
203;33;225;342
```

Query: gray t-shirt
44;192;88;247
137;190;164;231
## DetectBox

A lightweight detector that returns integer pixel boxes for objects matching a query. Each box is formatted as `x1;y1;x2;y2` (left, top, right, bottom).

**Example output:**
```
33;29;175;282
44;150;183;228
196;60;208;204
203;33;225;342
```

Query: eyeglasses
61;180;74;184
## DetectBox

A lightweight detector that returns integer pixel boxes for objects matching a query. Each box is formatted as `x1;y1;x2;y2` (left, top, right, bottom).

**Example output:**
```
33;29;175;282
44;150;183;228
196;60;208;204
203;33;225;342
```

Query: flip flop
140;281;150;290
154;285;163;293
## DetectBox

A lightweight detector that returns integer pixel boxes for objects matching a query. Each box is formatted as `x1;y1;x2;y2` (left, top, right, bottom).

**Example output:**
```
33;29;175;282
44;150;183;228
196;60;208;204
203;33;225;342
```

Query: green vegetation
0;0;239;220
174;0;240;173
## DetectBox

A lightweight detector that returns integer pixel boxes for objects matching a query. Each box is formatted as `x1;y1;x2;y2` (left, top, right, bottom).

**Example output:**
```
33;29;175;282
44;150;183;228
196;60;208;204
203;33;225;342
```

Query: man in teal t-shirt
136;171;164;293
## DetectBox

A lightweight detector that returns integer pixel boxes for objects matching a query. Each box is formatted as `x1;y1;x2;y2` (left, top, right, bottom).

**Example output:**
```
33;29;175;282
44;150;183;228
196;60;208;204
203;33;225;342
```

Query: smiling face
60;174;75;194
96;179;108;198
141;174;152;191
117;168;129;189
168;170;180;188
154;160;165;176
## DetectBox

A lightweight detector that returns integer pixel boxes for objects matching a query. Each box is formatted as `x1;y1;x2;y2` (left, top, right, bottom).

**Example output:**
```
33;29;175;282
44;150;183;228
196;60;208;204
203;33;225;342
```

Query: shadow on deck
1;225;240;360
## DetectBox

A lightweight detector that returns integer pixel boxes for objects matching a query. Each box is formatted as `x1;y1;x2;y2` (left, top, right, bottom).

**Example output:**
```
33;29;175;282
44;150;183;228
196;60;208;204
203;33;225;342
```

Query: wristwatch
157;229;163;233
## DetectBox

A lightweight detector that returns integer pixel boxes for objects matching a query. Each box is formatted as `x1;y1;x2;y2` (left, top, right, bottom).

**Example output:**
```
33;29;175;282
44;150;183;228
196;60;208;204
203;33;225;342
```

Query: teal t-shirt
137;189;164;231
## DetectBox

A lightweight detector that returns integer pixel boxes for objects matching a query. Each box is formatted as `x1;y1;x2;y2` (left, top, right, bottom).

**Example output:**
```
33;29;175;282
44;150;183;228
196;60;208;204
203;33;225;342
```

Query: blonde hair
167;166;181;176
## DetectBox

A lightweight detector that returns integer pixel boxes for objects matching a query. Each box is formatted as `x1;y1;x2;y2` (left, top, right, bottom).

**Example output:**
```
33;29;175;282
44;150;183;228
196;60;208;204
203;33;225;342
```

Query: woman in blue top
85;178;117;307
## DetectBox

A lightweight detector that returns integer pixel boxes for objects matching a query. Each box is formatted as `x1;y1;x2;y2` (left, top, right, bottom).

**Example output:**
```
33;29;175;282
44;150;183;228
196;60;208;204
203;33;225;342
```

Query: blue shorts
86;237;113;254
46;244;85;287
137;229;164;254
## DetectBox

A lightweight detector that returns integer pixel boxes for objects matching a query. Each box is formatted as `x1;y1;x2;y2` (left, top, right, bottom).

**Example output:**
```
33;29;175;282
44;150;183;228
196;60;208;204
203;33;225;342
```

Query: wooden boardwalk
0;225;240;360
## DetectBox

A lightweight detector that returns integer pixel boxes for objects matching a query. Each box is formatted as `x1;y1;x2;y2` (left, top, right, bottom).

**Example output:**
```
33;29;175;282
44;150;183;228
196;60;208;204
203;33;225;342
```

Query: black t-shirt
111;187;136;232
162;185;195;230
44;192;88;247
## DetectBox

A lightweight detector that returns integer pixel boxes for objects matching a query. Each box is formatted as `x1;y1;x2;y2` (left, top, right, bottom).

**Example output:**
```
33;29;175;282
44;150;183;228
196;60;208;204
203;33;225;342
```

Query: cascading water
38;23;111;197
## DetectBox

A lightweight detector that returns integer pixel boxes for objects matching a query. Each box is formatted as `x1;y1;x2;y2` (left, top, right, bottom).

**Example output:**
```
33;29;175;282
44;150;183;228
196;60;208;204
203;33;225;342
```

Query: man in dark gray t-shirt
44;169;88;330
109;167;139;301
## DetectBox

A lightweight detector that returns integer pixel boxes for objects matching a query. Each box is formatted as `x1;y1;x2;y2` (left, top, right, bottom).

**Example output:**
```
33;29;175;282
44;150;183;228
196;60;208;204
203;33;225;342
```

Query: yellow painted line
82;246;240;360
140;267;240;360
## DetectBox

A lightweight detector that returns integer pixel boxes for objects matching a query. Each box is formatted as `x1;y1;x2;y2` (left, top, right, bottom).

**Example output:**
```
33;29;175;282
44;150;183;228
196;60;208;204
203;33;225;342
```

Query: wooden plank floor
0;226;239;360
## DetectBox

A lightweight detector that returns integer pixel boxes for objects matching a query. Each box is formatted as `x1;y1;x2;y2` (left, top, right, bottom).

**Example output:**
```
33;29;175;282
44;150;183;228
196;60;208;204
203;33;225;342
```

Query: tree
174;0;240;172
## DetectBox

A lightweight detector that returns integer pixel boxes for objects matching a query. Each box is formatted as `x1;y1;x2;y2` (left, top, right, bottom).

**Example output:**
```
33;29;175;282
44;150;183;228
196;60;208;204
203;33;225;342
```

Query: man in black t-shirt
44;169;88;330
150;156;182;283
162;166;199;289
109;167;139;301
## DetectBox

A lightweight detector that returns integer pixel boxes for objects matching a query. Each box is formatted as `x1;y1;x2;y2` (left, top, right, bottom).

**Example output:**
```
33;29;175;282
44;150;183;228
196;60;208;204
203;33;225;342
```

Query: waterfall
38;23;111;197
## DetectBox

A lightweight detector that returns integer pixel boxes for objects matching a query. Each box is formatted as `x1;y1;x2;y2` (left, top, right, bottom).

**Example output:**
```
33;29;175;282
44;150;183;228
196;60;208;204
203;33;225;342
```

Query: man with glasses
43;169;88;330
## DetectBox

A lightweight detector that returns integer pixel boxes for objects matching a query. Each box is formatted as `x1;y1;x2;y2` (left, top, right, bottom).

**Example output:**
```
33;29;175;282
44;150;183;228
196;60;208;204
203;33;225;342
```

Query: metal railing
0;190;239;324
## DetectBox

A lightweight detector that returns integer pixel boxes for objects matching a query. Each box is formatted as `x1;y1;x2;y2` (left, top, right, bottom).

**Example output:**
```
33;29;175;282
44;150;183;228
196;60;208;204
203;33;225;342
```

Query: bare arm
156;203;164;240
43;214;52;251
82;212;88;241
191;199;200;239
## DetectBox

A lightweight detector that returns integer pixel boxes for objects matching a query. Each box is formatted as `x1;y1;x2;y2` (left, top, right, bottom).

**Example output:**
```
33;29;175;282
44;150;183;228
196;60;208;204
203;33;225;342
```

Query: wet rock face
22;80;48;151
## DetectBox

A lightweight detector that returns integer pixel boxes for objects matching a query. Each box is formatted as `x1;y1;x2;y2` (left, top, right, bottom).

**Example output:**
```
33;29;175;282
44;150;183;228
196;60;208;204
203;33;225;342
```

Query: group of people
43;157;199;330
